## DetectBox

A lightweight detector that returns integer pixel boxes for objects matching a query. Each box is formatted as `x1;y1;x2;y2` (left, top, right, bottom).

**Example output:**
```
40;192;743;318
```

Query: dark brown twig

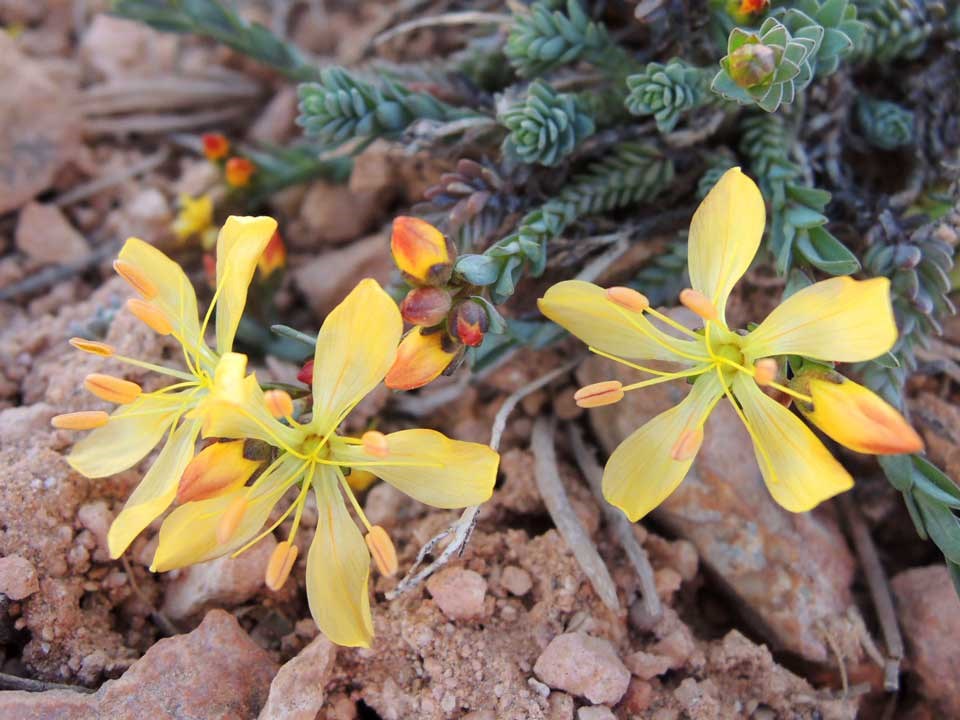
0;671;95;694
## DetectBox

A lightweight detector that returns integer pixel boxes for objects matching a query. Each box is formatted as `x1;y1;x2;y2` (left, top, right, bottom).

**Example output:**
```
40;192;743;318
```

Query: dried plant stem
840;494;904;692
0;672;95;694
54;148;170;208
387;358;581;599
567;423;661;621
374;11;512;47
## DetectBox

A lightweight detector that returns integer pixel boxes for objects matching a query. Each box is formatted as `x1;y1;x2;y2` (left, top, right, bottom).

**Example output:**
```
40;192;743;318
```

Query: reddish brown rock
0;554;40;600
259;634;337;720
501;565;533;597
427;567;488;621
892;565;960;717
533;632;630;706
298;180;391;246
15;203;90;265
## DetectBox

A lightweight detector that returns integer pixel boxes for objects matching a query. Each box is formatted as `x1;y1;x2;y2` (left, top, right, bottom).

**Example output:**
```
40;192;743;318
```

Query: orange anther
361;430;390;458
114;259;158;299
84;374;142;404
51;411;110;430
753;358;778;386
265;540;299;591
127;299;173;336
69;338;115;357
679;288;718;322
365;525;398;577
573;380;624;409
264;389;294;419
605;286;650;312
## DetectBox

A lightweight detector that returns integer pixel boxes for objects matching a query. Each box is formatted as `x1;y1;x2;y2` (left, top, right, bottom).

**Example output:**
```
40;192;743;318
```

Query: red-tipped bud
451;301;489;347
297;359;314;386
225;157;255;187
391;216;454;286
400;287;452;327
201;132;230;161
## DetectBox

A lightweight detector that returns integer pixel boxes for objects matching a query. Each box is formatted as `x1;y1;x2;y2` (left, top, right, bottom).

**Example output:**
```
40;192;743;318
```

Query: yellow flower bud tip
670;427;704;462
263;389;294;419
385;328;458;391
679;288;719;322
573;380;624;409
365;526;398;577
361;430;390;458
177;441;261;504
113;258;158;299
216;495;248;544
605;286;650;313
391;216;453;286
801;375;925;456
265;540;299;591
69;338;115;357
126;299;173;336
51;411;110;430
753;358;779;386
83;373;142;405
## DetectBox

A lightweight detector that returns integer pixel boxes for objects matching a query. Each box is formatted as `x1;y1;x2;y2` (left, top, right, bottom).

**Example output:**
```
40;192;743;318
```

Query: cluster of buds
202;133;256;189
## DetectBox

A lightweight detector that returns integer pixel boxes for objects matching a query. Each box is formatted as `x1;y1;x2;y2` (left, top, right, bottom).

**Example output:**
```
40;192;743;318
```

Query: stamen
51;411;109;430
753;359;778;386
264;389;294;419
365;525;398;577
83;374;142;404
114;259;158;299
574;381;624;408
679;289;719;322
265;540;299;591
127;299;172;335
337;469;373;531
69;338;114;357
607;304;711;363
642;306;703;340
361;430;390;458
620;366;709;392
670;428;704;461
765;380;813;405
217;495;247;544
605;286;650;312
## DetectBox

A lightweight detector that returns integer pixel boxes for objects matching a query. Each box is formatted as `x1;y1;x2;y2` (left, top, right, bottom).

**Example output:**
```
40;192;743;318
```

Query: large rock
533;632;630;706
258;634;337;720
581;354;857;664
15;203;90;265
0;34;81;214
892;565;960;717
0;610;278;719
427;567;489;621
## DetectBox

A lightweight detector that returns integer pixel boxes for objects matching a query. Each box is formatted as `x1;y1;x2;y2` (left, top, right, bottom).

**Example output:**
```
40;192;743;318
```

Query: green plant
500;81;595;166
625;60;716;133
857;96;915;150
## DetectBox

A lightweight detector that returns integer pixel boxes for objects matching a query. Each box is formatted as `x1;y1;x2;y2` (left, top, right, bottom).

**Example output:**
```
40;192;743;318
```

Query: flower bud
201;132;230;161
265;541;299;591
727;42;776;89
177;441;262;504
400;286;452;327
391;216;454;286
793;371;924;455
679;288;719;321
365;526;398;577
385;328;458;390
258;231;286;278
51;411;110;430
297;359;314;386
725;0;769;24
114;258;158;299
605;286;650;313
225;156;255;187
264;389;294;419
573;381;624;408
84;374;142;404
451;301;489;347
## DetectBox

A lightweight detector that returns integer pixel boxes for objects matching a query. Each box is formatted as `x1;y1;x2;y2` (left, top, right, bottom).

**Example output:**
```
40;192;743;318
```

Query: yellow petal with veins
307;469;374;648
311;279;402;435
538;281;706;363
731;374;853;512
602;372;723;522
742;277;896;363
215;216;278;354
687;167;765;323
331;429;499;508
68;392;185;478
107;419;202;558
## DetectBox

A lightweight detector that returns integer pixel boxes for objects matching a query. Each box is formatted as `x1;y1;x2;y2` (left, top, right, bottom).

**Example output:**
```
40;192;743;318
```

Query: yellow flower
151;279;499;648
172;194;215;244
53;216;277;558
385;326;459;390
538;167;898;521
391;216;454;286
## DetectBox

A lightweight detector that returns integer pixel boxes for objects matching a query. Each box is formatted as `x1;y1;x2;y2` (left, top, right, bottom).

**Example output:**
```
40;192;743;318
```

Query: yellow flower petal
687;167;765;322
731;374;853;512
214;216;278;353
742;277;897;363
384;327;457;391
331;429;499;508
537;281;706;362
118;238;203;350
310;279;402;434
307;470;374;647
67;393;184;478
107;419;202;558
151;454;301;571
602;372;723;522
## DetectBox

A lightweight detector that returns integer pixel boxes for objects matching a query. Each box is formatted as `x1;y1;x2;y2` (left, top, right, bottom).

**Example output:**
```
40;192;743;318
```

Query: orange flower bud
605;286;650;313
365;525;398;577
794;371;924;456
201;132;230;161
400;287;451;327
297;359;314;386
451;301;489;348
361;430;389;458
385;328;458;391
51;411;110;430
177;441;261;504
725;0;769;24
573;381;624;408
679;288;719;322
225;156;255;187
84;374;142;404
264;389;294;419
114;259;158;299
69;338;115;357
258;231;286;278
670;427;704;461
217;495;248;544
753;358;778;386
391;216;453;286
127;298;173;335
265;540;299;591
